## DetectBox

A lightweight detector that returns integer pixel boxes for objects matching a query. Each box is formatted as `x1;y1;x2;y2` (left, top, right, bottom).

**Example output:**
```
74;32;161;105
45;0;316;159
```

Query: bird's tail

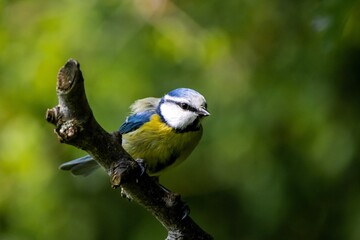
59;155;100;176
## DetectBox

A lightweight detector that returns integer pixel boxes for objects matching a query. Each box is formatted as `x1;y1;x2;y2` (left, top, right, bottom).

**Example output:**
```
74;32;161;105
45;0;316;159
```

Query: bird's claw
135;158;147;176
180;203;190;220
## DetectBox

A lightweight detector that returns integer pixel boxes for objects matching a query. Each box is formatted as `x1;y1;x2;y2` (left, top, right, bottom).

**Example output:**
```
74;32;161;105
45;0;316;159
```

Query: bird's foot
135;158;147;177
179;201;190;220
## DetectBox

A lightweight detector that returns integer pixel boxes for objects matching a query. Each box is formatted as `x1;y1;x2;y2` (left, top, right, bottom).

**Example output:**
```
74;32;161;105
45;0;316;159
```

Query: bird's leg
135;158;147;176
180;202;190;220
118;159;147;201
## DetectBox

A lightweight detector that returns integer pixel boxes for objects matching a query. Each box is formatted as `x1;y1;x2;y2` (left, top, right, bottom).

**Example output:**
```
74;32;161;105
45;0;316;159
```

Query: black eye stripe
166;100;197;112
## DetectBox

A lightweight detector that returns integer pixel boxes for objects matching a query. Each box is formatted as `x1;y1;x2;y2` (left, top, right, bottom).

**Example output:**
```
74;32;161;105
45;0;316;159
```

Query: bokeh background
1;0;360;239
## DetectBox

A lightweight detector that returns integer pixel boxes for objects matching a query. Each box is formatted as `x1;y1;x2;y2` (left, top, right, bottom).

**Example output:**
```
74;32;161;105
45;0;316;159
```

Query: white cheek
160;103;196;130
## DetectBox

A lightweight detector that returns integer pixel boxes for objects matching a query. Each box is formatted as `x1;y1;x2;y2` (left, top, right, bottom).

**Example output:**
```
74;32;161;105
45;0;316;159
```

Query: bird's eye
179;103;190;110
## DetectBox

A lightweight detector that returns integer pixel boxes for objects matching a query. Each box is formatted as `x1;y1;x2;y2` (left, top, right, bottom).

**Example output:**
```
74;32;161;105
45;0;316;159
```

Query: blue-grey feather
119;110;154;134
167;88;200;98
58;155;99;176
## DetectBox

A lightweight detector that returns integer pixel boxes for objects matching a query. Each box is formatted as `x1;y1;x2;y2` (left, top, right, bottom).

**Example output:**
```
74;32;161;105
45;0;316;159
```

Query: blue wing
119;110;154;134
119;97;160;134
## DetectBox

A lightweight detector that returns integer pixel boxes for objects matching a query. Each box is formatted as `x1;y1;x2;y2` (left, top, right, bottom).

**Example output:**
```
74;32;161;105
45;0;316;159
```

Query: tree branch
45;59;213;240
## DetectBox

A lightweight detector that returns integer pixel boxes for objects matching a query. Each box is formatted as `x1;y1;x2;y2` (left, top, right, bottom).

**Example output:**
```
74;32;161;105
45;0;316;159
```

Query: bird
59;88;210;177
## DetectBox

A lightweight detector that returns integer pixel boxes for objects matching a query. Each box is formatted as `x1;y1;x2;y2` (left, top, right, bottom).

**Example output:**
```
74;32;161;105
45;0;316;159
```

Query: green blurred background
1;0;360;239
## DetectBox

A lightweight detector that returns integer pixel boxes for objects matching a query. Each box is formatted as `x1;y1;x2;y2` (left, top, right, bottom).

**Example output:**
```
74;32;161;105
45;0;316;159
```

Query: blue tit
59;88;210;177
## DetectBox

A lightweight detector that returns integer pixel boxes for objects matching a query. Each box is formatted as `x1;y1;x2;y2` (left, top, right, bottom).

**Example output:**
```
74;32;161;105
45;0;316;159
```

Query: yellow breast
122;114;203;176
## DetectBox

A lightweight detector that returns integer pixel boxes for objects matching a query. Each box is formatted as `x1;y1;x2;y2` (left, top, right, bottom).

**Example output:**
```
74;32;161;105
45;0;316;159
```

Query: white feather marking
160;101;198;130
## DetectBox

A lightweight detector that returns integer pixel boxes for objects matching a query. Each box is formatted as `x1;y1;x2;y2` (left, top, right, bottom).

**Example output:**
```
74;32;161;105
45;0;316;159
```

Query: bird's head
158;88;210;131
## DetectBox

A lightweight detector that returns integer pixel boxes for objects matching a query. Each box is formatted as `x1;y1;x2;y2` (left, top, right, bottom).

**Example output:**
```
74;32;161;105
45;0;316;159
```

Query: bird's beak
198;107;210;117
